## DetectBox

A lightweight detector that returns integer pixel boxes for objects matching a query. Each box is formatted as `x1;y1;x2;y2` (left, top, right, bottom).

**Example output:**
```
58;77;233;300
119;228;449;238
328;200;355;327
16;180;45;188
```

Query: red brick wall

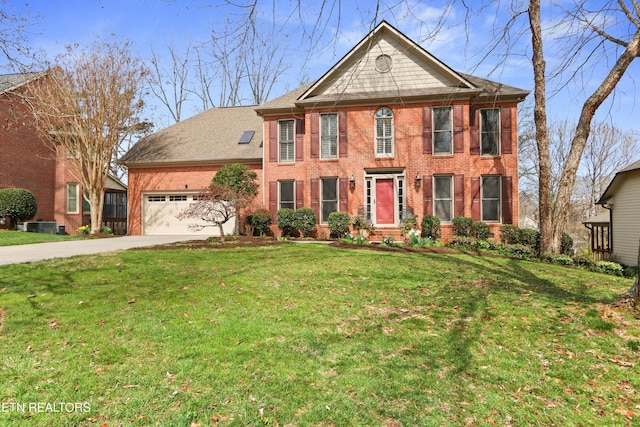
263;101;520;240
0;89;57;222
127;163;263;235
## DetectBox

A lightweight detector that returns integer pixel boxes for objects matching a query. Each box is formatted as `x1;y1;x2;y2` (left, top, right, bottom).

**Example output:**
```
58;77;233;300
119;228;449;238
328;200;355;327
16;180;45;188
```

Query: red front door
376;178;395;225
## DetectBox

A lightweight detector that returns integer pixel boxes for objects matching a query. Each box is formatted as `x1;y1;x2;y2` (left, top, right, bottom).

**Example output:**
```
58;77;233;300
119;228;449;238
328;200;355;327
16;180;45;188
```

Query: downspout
602;203;613;254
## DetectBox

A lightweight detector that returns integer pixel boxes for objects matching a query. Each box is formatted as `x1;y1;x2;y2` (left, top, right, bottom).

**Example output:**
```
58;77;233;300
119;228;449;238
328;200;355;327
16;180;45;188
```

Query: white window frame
433;106;453;155
480;108;500;156
481;175;501;223
66;183;79;214
279;119;295;163
320;113;338;159
434;175;453;222
320;177;338;223
278;180;295;210
375;107;394;157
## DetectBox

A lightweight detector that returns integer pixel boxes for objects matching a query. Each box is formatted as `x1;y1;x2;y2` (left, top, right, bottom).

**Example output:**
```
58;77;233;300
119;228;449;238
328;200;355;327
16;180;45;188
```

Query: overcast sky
5;0;639;136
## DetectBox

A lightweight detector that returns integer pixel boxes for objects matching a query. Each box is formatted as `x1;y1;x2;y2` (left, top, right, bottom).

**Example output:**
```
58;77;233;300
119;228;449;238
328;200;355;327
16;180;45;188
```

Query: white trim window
481;176;501;222
320;177;338;223
279;180;295;210
433;106;452;155
481;108;500;156
66;183;79;214
434;175;453;222
320;113;338;159
279;119;295;162
375;107;394;157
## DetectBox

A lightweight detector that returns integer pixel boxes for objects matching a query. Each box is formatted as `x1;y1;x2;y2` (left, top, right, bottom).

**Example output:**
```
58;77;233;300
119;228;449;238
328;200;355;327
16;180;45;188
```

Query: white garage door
142;194;236;236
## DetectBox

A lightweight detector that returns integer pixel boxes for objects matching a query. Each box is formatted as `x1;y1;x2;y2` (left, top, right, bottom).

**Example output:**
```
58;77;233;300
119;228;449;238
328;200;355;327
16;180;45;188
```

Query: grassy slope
0;244;638;426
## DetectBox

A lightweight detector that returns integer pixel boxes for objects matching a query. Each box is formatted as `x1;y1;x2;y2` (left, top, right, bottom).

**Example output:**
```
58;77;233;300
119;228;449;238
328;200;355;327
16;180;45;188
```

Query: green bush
452;216;473;237
500;224;519;244
0;188;37;229
470;221;491;240
421;215;441;240
518;228;540;251
277;208;296;237
327;212;350;238
561;232;574;256
592;261;624;276
248;208;272;236
294;207;317;237
400;215;418;235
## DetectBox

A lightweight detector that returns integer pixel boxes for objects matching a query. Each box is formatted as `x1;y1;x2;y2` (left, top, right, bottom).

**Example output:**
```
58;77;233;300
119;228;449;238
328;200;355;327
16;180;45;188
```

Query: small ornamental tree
0;188;37;229
212;163;258;232
176;184;254;242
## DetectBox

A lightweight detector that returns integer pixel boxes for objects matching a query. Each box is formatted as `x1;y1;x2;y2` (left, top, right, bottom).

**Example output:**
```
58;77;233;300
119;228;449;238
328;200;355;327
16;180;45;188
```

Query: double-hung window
481;176;501;222
434;175;453;222
279;180;295;210
279;119;295;162
321;177;338;223
66;183;79;214
433;106;452;155
375;107;393;157
320;113;338;159
481;108;500;156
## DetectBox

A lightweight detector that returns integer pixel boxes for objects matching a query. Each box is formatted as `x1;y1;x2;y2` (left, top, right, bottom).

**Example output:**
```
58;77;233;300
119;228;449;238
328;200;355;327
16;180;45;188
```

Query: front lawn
0;244;638;426
0;229;80;246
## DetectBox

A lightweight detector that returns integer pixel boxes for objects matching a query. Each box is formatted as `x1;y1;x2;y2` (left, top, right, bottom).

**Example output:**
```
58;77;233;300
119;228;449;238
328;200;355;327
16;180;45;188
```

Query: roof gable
0;72;46;95
598;159;640;204
298;21;478;105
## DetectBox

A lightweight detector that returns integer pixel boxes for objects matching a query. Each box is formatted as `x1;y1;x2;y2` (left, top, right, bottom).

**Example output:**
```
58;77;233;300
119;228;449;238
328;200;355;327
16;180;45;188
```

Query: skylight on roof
238;130;255;144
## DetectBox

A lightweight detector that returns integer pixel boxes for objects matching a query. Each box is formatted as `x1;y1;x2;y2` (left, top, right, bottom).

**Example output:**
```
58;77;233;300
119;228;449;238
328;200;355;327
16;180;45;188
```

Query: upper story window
433;106;452;155
279;119;295;163
66;183;79;214
375;107;394;157
481;108;500;156
320;113;338;159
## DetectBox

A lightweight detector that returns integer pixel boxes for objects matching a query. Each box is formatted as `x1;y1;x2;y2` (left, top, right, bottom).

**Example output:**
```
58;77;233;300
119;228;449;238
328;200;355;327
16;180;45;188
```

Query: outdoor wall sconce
185;183;189;189
415;173;421;188
349;175;355;188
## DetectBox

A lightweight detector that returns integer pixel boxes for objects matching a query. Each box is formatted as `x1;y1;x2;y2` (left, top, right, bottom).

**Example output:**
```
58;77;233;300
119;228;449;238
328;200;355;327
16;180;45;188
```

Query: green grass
0;229;80;246
0;244;638;426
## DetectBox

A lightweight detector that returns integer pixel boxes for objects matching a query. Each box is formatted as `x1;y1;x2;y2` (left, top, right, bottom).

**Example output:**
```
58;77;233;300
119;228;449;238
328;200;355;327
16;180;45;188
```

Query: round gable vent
375;54;392;73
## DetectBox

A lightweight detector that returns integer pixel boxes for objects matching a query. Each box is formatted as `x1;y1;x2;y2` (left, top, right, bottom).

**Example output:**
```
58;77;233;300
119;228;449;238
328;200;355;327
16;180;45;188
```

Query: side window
279;180;295;210
320;177;338;223
434;175;453;222
481;108;500;156
279;119;295;163
375;107;393;157
320;113;337;159
481;176;501;222
433;106;452;155
66;183;79;214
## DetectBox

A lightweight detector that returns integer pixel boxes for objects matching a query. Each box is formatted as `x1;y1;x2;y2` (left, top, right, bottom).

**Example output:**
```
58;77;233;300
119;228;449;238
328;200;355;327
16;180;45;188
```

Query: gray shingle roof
121;105;263;166
0;72;45;94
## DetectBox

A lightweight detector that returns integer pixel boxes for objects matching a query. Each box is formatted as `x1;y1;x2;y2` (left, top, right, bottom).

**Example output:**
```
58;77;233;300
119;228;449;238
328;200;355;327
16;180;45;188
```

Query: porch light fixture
349;175;355;188
415;173;422;188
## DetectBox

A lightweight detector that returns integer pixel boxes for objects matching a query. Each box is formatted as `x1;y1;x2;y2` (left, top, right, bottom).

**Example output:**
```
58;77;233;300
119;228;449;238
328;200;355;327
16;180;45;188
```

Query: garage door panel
143;194;236;236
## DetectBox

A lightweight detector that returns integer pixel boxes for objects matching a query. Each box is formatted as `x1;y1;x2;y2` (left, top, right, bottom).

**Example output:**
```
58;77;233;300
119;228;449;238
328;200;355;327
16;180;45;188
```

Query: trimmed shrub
470;221;491;240
248;208;272;236
0;188;37;229
327;211;350;238
421;215;441;240
518;228;540;251
452;216;473;237
277;208;296;237
561;232;574;256
500;224;519;244
294;207;317;237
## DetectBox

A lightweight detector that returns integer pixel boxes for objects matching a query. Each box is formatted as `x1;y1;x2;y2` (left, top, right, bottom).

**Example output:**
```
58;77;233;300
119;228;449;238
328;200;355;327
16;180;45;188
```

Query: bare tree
0;1;42;70
176;184;254;243
28;37;148;234
148;42;191;123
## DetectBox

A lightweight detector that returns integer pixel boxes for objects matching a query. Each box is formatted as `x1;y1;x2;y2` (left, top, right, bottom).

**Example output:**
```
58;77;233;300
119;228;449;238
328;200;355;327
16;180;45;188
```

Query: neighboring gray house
597;159;640;266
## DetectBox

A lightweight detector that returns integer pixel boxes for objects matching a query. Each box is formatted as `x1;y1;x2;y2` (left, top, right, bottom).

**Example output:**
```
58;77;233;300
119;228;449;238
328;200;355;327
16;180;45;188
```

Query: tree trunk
528;0;553;255
217;222;225;243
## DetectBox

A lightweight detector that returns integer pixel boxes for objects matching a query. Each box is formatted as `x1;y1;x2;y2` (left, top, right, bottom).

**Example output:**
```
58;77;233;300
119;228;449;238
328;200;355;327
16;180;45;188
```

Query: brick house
0;72;128;234
123;21;527;239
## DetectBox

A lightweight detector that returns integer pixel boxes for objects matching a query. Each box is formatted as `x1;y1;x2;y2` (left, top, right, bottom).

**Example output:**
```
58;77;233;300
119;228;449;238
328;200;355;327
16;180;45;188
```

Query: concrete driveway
0;235;208;266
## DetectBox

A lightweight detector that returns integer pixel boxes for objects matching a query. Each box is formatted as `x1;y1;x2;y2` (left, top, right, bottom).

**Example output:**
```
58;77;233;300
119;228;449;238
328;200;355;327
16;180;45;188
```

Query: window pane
434;131;452;154
433;107;451;130
481;109;500;155
322;201;337;223
66;184;78;213
321;177;338;223
375;108;393;155
483;176;500;198
279;181;294;210
434;176;451;198
279;120;294;162
434;176;452;222
482;200;500;222
321;114;337;158
435;200;452;222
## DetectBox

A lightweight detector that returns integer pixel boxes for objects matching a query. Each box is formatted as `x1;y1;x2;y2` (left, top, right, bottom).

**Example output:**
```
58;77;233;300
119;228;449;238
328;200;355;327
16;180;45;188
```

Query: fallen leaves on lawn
127;298;136;304
608;357;635;367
